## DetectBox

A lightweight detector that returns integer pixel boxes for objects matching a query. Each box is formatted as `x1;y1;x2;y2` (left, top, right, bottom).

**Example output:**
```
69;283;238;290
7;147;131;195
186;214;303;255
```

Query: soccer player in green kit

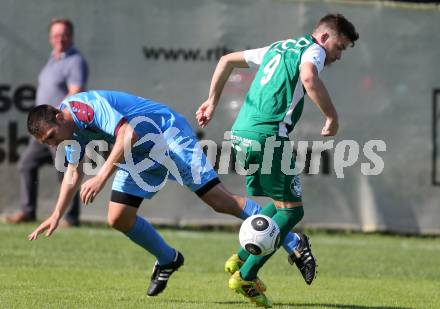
196;14;359;307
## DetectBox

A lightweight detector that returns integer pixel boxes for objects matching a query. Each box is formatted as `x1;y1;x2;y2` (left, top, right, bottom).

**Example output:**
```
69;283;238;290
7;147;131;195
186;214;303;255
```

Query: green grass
0;223;439;309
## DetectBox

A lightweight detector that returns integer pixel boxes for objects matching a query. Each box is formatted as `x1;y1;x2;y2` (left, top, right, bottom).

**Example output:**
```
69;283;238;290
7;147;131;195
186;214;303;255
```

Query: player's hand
321;117;339;136
28;215;59;241
196;99;216;128
80;175;106;205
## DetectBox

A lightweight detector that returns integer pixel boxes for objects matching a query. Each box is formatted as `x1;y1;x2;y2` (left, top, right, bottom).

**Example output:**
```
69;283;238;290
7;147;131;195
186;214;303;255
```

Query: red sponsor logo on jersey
69;101;94;123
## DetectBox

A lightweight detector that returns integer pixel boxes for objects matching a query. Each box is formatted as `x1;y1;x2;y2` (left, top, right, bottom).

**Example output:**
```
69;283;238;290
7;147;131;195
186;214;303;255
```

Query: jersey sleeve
244;46;270;68
65;98;124;137
300;44;326;74
90;98;125;136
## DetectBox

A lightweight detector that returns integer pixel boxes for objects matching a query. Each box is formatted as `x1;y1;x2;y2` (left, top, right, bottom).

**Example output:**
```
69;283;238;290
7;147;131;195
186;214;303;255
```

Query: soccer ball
239;215;280;256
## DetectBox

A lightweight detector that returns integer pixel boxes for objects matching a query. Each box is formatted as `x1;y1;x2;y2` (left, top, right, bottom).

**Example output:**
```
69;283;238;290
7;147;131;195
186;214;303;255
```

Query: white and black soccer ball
239;215;280;256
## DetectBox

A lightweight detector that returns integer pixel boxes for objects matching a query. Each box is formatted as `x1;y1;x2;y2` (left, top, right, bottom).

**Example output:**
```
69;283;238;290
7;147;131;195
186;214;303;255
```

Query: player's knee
106;214;118;229
107;214;132;232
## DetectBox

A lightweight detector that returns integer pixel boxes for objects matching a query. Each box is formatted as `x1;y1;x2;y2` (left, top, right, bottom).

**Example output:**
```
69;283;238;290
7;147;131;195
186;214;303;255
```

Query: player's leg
239;201;304;279
267;143;317;285
195;178;243;217
200;183;298;287
198;182;301;257
226;201;305;307
107;193;176;263
108;190;184;296
231;134;316;285
245;200;316;285
227;202;301;271
166;117;251;217
225;133;302;264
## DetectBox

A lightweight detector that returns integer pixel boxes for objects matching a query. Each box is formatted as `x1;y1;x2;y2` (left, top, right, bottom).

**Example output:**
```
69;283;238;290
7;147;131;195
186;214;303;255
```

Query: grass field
0;223;439;309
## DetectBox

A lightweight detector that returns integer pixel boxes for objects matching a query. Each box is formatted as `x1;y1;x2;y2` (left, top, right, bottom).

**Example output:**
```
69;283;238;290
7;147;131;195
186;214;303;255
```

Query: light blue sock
282;232;300;254
124;216;175;265
239;198;263;219
239;199;300;255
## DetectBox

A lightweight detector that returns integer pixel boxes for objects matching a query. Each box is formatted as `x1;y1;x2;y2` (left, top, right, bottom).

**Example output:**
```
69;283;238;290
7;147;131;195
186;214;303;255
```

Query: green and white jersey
232;35;326;137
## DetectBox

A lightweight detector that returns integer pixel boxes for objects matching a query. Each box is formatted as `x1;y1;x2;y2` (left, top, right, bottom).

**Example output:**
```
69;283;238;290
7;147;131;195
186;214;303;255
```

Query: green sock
237;202;277;261
273;206;304;243
240;206;304;281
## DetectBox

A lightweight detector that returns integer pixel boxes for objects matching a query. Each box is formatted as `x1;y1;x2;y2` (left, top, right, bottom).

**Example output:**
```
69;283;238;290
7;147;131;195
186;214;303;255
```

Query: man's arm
28;162;84;240
65;55;88;97
79;121;138;205
300;62;339;136
196;51;249;128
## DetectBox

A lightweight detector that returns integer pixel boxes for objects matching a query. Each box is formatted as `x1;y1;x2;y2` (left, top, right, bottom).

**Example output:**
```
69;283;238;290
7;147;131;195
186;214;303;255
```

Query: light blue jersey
59;90;218;199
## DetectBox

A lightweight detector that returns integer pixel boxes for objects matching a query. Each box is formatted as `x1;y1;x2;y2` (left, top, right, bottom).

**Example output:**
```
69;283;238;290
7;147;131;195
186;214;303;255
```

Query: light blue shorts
111;116;218;199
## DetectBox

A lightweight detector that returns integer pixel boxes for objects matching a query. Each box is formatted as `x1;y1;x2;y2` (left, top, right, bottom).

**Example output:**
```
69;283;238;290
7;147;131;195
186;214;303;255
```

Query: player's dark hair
317;13;359;46
48;17;74;36
27;105;60;137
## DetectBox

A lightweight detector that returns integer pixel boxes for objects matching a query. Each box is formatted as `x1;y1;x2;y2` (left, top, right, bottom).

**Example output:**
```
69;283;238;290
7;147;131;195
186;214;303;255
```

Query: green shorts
231;130;302;202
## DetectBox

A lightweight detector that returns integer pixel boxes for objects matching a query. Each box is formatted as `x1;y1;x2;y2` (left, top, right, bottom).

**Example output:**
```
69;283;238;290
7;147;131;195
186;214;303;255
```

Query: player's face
322;34;351;66
36;121;72;147
49;23;72;54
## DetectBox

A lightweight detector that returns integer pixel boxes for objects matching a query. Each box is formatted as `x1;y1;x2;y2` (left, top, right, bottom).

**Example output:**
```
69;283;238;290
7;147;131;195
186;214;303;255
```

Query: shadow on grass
162;299;413;309
274;303;412;309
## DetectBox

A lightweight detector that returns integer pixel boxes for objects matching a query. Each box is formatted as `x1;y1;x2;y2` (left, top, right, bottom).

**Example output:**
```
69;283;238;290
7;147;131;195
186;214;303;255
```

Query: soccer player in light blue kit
27;90;302;296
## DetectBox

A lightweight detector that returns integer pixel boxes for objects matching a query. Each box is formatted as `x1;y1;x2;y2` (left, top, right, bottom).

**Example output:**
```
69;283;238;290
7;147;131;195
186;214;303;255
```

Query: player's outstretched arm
28;162;84;240
300;62;339;136
80;122;138;205
196;51;249;128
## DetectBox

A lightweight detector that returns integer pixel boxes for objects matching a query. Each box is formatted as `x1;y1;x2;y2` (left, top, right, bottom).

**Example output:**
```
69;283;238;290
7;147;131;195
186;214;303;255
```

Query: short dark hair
48;18;74;36
27;105;60;136
317;13;359;46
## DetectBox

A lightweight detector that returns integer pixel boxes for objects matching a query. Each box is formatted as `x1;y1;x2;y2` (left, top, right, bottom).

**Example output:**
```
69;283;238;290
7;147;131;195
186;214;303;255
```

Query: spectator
5;18;88;226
